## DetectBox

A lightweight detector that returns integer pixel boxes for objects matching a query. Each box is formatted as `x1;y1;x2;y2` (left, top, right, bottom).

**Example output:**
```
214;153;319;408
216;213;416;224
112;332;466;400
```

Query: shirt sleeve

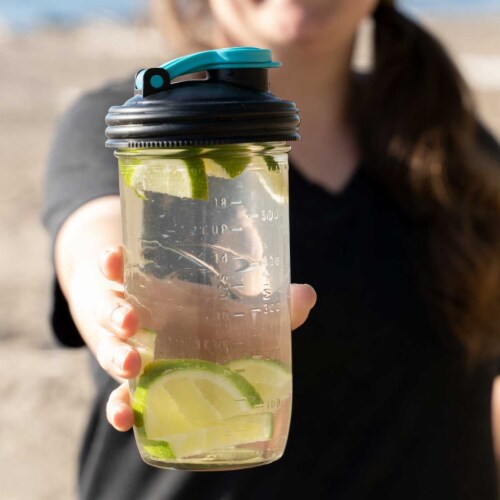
42;79;131;347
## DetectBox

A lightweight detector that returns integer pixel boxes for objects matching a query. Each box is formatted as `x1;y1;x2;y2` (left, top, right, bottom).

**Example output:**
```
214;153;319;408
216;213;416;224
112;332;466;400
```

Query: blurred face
208;0;378;54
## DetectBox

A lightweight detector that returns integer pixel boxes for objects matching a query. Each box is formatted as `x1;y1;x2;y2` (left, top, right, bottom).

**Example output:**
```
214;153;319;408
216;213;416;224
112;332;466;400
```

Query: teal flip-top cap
135;47;282;92
105;47;300;148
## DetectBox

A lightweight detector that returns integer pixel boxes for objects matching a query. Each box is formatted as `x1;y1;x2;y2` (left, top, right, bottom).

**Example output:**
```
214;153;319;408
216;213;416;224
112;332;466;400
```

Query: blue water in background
0;0;142;32
403;0;500;14
0;0;498;32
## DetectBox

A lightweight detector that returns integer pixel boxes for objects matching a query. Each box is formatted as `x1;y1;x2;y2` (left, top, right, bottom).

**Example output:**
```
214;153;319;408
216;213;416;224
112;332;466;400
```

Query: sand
0;13;499;500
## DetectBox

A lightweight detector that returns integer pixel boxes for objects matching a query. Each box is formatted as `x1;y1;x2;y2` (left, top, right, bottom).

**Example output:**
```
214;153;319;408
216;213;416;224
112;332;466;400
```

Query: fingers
96;334;142;380
95;245;141;379
107;382;134;432
99;245;124;284
94;289;139;339
290;283;317;330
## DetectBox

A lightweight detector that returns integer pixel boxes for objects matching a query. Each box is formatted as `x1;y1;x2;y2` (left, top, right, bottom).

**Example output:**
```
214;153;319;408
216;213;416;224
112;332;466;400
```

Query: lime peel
142;439;175;460
226;357;292;404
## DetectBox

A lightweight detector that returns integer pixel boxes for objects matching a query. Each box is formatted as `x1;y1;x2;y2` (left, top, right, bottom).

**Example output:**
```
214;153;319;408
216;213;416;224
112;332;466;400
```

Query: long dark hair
152;0;500;359
356;3;500;359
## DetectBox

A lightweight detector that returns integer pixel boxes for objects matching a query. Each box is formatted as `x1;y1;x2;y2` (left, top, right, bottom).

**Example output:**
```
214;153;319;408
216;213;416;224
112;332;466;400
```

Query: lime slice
257;165;288;204
203;156;249;179
226;358;292;404
119;158;208;200
133;359;263;440
143;413;273;460
141;439;175;460
127;328;157;375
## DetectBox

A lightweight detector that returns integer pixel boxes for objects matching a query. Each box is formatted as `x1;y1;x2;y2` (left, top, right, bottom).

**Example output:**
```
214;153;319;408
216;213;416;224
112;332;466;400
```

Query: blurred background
0;0;499;498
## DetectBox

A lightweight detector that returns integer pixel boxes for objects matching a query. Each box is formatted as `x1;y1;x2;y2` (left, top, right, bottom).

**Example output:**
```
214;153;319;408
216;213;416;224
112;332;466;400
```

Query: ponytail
355;4;500;359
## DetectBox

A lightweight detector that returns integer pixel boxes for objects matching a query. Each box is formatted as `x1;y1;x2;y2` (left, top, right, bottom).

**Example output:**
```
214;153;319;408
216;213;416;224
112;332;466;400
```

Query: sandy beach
0;12;499;500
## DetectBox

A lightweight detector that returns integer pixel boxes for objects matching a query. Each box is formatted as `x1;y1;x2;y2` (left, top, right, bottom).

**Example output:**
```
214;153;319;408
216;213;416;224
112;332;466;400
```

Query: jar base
140;448;283;471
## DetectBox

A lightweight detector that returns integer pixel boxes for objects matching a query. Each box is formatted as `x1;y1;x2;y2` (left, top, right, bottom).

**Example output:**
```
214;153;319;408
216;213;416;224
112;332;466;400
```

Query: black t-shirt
43;81;499;499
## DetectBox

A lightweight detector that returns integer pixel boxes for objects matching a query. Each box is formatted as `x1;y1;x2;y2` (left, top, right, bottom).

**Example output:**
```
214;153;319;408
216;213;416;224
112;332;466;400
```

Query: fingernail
113;346;130;370
110;403;131;431
111;306;130;327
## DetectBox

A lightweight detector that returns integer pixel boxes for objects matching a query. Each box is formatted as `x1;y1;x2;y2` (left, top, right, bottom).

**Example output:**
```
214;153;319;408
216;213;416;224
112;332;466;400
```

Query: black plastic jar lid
105;47;300;148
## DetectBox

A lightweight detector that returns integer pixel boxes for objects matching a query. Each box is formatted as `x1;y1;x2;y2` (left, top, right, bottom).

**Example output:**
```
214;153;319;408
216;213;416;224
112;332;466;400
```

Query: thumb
290;284;317;330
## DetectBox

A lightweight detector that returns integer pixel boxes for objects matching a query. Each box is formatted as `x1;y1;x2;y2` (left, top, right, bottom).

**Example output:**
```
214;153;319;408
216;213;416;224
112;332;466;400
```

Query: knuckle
95;296;122;328
96;334;115;370
108;386;122;402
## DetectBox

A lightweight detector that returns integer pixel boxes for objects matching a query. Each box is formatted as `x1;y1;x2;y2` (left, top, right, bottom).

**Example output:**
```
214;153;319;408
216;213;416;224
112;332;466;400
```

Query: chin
257;5;337;47
262;24;336;52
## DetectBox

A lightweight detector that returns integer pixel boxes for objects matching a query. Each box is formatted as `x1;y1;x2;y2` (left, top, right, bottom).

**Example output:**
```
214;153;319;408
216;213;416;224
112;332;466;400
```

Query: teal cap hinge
135;47;281;96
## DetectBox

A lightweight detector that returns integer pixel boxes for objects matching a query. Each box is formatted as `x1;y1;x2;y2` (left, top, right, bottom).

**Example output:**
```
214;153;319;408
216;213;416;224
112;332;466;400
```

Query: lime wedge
226;358;292;404
127;328;157;375
203;156;249;179
133;359;263;440
257;166;288;204
141;439;175;460
143;413;273;460
119;158;208;200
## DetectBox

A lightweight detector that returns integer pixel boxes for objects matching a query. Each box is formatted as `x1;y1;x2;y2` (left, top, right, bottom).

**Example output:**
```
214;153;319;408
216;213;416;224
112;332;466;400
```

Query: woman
43;0;500;498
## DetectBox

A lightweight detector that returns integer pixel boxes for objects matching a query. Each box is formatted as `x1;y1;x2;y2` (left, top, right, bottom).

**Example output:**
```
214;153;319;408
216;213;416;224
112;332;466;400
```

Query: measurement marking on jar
232;312;245;317
260;209;279;222
232;284;244;289
251;308;262;313
231;227;243;232
236;263;260;273
230;200;242;205
248;213;259;219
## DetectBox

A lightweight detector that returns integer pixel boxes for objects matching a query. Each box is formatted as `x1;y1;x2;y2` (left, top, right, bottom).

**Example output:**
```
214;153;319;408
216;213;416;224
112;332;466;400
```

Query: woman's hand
99;246;318;432
94;246;141;381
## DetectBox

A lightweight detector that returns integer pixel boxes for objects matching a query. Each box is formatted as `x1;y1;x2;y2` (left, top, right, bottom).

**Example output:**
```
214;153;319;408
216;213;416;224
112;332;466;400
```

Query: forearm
54;195;122;357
